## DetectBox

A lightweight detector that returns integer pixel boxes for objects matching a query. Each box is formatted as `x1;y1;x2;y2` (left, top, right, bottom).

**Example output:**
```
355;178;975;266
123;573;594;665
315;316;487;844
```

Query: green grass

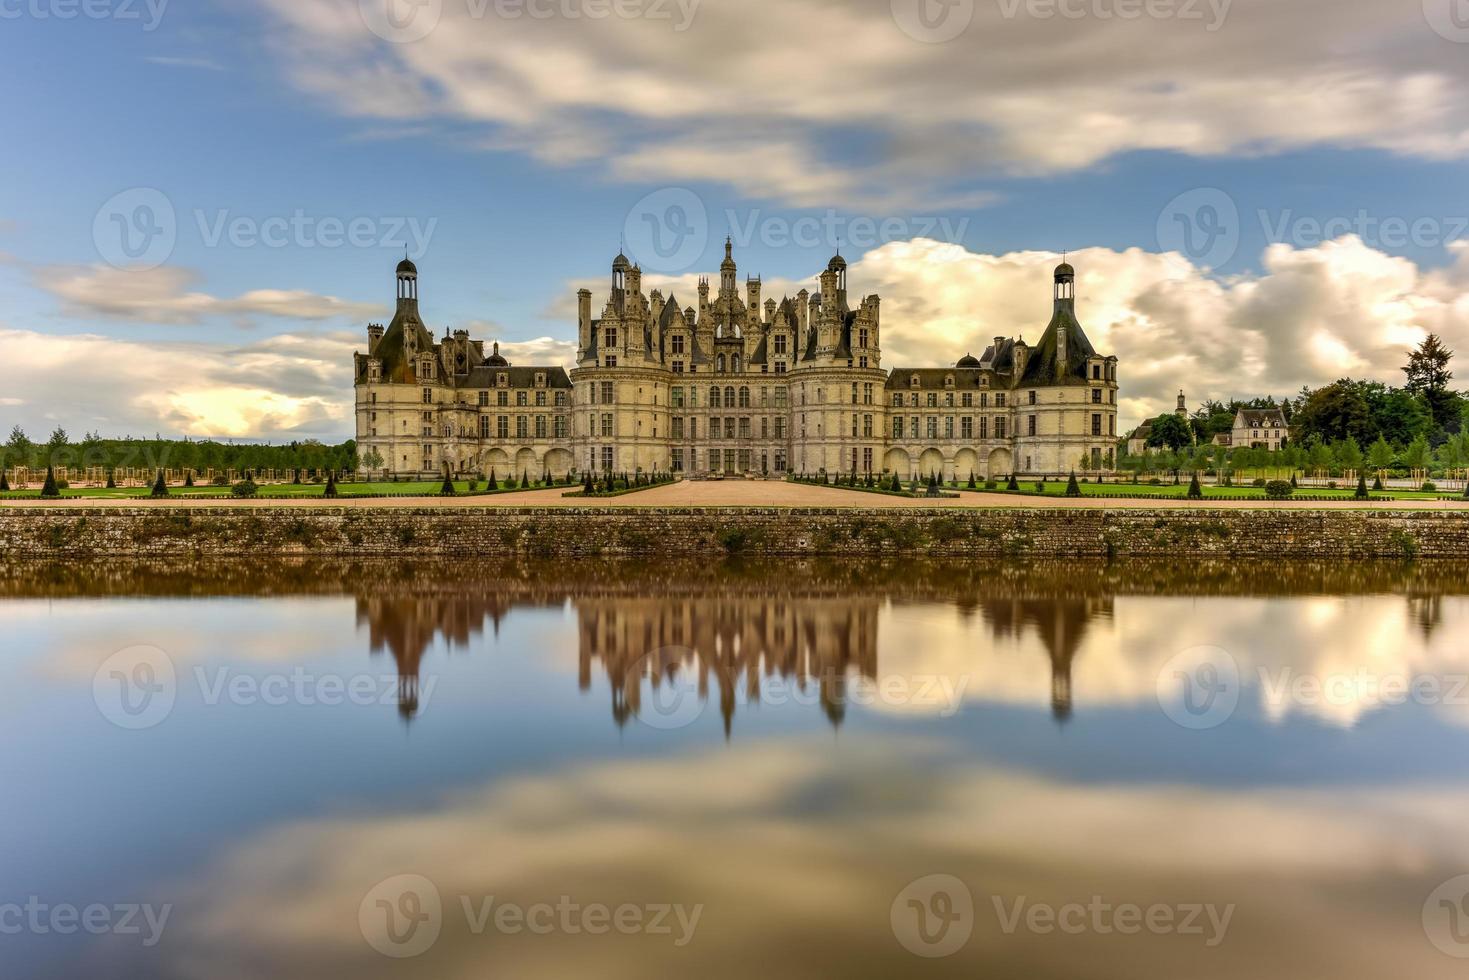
956;481;1457;502
0;480;568;500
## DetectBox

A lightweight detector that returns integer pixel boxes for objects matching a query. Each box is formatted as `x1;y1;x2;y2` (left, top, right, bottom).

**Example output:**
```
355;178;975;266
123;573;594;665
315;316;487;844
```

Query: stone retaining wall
1;507;1467;559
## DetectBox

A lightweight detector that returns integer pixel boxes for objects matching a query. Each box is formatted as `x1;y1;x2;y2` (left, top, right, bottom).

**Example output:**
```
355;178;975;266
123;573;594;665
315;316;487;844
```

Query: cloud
260;0;1469;208
34;265;387;326
0;325;355;439
144;738;1469;978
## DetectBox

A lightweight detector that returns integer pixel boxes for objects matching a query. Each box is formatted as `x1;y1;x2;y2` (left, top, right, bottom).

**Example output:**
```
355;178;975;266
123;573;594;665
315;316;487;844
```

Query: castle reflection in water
348;567;1127;729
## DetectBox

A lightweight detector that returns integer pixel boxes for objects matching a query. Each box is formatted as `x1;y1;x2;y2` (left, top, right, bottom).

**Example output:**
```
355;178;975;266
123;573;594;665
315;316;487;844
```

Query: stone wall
1;507;1467;560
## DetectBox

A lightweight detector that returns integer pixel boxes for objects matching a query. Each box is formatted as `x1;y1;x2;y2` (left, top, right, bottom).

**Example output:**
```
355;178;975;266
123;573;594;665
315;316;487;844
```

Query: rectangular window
423;388;433;404
600;382;614;404
516;417;528;439
673;417;685;440
535;416;547;439
893;417;903;439
1027;415;1037;437
945;417;955;439
479;416;490;438
739;418;751;439
961;417;973;439
478;391;489;407
961;392;973;408
774;335;787;356
601;447;614;471
995;417;1007;439
672;387;685;408
774;387;788;408
893;393;904;408
1092;389;1103;404
1028;391;1037;405
536;391;547;407
773;417;784;439
724;418;736;439
863;447;873;472
498;391;509;407
601;414;613;438
605;329;618;348
979;417;988;439
927;417;938;439
497;416;509;439
1092;414;1103;437
863;414;874;438
673;361;685;374
671;335;685;355
672;448;684;471
555;416;568;439
910;417;919;440
996;394;1007;408
517;391;528;407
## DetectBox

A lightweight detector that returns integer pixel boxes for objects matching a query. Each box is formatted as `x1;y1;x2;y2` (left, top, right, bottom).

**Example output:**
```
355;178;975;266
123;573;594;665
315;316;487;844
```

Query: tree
1293;380;1373;446
324;472;338;497
1355;473;1369;500
1405;434;1432;471
1336;436;1364;474
1368;436;1394;473
441;471;457;496
41;465;59;498
1188;472;1203;499
5;425;32;469
1147;414;1193;452
0;471;8;492
1065;472;1081;497
150;470;168;498
1404;334;1456;430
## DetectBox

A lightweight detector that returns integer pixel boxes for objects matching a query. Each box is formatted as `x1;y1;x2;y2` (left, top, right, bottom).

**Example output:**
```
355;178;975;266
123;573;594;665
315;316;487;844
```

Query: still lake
5;559;1469;978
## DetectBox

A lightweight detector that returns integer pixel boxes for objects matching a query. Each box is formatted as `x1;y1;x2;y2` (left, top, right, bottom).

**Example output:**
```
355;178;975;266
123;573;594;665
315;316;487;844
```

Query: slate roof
1237;408;1287;428
1019;305;1099;386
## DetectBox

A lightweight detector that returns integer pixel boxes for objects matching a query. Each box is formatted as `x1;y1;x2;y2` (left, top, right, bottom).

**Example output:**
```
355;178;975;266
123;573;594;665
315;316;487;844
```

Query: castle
354;243;1119;480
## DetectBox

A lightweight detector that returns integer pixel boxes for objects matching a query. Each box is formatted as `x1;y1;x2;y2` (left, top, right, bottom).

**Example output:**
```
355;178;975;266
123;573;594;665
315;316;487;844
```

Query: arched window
732;354;741;373
717;353;726;372
724;386;736;408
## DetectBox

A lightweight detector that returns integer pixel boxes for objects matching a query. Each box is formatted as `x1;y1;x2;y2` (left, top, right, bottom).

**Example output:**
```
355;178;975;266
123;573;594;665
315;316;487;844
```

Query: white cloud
34;265;387;326
260;0;1469;208
0;326;355;440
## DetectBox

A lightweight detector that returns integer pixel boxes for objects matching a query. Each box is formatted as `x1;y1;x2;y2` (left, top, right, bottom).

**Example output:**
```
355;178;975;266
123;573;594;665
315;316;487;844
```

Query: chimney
796;289;809;331
577;289;592;354
1014;339;1029;380
626;265;642;298
747;276;761;320
368;323;385;352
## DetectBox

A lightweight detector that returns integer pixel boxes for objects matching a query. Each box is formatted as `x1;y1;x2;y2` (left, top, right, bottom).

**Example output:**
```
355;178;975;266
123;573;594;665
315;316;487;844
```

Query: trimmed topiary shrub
1422;481;1438;493
1355;473;1369;500
231;479;258;498
1065;472;1081;497
105;469;116;489
1374;475;1384;491
1188;473;1203;499
0;471;10;492
150;470;168;498
184;470;195;488
1265;480;1294;500
441;472;458;496
1007;473;1019;491
324;472;338;498
41;465;60;498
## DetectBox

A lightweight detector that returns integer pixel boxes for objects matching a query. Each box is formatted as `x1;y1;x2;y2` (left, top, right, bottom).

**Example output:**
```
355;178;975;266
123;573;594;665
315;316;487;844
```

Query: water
4;560;1469;978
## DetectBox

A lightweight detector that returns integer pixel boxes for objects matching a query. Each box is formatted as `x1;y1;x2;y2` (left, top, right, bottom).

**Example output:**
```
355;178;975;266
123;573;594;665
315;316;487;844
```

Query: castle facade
354;244;1119;481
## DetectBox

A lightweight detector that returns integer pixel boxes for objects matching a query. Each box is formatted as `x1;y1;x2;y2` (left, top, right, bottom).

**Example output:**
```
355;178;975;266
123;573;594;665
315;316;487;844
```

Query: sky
2;0;1468;441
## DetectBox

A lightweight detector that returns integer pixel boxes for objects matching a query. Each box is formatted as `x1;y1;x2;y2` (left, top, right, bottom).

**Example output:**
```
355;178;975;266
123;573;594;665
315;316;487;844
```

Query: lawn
956;481;1458;502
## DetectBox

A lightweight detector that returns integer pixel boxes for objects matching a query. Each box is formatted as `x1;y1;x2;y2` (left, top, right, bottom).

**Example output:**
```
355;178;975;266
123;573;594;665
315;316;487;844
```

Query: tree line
1;428;358;476
1131;334;1468;475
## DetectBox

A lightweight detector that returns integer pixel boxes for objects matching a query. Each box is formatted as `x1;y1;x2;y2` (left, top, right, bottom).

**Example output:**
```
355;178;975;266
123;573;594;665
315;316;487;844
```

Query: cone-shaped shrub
184;470;195;488
1374;475;1384;492
1007;473;1020;491
150;470;168;498
1355;473;1369;500
324;472;338;498
1187;472;1203;499
1065;472;1082;497
41;465;60;498
106;469;116;489
440;472;456;496
520;471;530;489
968;470;977;489
0;471;9;492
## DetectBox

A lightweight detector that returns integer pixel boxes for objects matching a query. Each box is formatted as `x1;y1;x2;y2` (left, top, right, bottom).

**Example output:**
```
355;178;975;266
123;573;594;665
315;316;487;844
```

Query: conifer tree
440;471;457;496
1065;471;1082;497
324;472;338;498
150;469;168;498
1187;472;1203;499
41;465;60;498
1355;473;1369;500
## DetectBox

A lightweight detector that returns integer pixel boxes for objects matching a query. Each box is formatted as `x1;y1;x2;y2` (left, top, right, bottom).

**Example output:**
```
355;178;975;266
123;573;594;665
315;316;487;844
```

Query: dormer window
497;373;509;388
535;373;546;387
944;375;954;388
